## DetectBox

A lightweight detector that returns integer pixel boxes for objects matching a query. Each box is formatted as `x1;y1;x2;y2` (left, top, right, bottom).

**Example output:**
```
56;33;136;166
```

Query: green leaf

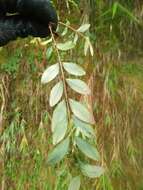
79;162;104;178
41;63;59;84
66;79;90;95
75;137;100;161
77;24;90;33
112;2;118;19
89;42;94;56
47;138;69;165
57;41;75;51
116;2;139;23
61;20;70;36
69;99;94;124
74;34;79;44
46;47;53;60
20;134;28;152
68;176;81;190
84;38;90;56
49;81;63;107
73;116;95;137
40;38;52;45
84;37;94;56
51;101;68;145
63;62;85;76
61;27;68;36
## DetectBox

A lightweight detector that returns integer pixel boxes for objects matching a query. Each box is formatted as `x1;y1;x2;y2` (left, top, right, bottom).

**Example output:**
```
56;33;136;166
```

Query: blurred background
0;1;143;189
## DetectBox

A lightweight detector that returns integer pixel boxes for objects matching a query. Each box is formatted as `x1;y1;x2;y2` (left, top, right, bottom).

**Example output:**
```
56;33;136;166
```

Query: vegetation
0;1;143;189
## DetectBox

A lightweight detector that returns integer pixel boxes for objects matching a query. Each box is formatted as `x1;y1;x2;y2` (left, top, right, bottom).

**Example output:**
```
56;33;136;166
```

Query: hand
0;0;58;46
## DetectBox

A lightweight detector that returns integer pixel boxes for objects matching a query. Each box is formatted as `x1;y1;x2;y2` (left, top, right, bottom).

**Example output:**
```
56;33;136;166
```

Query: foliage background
0;0;143;189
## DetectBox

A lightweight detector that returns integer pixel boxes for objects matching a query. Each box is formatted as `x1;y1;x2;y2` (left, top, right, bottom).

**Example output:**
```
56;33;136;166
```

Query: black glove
0;0;58;46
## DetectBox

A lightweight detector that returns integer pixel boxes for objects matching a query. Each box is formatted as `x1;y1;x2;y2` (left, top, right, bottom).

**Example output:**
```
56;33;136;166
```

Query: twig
0;82;5;131
58;21;86;39
49;25;71;121
0;80;5;190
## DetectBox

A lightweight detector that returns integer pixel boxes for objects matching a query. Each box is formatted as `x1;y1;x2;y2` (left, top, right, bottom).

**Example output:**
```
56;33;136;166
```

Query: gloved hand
0;0;58;46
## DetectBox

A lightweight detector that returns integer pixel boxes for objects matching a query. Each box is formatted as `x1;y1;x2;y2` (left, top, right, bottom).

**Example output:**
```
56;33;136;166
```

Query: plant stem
49;25;71;121
58;21;86;39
